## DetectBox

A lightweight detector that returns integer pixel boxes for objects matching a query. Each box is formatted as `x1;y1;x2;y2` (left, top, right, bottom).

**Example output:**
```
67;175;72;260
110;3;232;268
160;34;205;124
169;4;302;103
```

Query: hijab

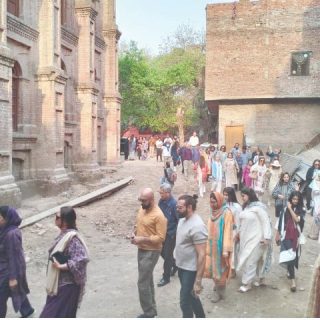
0;206;22;244
210;192;227;221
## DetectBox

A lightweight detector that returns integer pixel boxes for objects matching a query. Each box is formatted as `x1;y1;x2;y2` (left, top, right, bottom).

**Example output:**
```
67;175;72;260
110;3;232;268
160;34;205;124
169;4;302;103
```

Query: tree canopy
119;25;205;139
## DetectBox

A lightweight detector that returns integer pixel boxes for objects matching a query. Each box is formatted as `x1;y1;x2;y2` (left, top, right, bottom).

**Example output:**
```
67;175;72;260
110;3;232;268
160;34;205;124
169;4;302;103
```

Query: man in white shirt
189;131;199;147
189;132;199;163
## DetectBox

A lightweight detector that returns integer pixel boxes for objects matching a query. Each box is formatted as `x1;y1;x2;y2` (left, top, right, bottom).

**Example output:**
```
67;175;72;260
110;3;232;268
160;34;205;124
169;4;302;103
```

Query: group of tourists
1;131;319;318
0;206;89;318
128;133;320;318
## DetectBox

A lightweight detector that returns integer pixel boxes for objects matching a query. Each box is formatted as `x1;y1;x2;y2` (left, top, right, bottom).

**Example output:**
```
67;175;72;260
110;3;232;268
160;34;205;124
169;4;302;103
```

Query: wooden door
225;126;244;152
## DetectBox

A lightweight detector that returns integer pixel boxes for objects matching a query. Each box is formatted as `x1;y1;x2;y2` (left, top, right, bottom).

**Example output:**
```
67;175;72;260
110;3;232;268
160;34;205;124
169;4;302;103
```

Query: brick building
0;0;121;206
205;0;320;152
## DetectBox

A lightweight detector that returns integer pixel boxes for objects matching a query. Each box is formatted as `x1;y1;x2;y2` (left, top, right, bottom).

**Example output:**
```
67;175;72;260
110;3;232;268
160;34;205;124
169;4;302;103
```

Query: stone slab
20;176;134;228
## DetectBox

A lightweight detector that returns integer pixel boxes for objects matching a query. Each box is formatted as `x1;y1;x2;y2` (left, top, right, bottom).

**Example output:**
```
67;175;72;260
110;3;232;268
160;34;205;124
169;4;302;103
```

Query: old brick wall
205;0;320;100
219;104;320;153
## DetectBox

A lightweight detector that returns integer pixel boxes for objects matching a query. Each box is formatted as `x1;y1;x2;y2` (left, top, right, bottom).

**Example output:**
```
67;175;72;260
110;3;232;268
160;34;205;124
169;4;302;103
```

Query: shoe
20;308;35;318
170;266;178;277
253;278;265;287
239;284;252;293
157;278;170;287
137;314;155;318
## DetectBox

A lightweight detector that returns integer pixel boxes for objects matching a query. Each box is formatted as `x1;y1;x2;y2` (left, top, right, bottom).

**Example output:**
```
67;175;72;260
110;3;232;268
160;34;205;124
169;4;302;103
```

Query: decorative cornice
95;36;106;50
102;28;121;40
0;54;15;68
75;7;98;20
12;134;38;144
76;84;99;96
35;67;67;84
61;26;79;47
7;14;39;42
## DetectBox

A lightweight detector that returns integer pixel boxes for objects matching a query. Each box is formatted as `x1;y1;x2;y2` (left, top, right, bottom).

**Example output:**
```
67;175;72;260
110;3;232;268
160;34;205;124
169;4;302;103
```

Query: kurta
204;208;234;285
224;158;239;187
242;165;252;188
0;228;30;313
251;164;267;194
40;229;89;318
237;202;272;277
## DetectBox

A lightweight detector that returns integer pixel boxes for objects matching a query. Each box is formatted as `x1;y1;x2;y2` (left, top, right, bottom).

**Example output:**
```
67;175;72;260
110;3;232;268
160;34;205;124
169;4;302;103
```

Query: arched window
7;0;20;17
12;62;22;132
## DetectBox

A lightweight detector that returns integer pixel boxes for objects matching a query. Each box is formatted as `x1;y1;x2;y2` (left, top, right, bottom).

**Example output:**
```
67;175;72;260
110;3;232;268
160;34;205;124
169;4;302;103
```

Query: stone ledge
20;176;133;228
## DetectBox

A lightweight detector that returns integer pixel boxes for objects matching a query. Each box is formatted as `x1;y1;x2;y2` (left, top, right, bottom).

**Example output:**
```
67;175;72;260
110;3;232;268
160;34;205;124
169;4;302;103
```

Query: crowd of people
1;131;319;318
128;132;320;318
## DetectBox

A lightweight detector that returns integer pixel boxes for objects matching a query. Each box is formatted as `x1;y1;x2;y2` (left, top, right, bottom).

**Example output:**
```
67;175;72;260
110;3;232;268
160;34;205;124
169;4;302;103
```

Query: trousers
137;249;160;317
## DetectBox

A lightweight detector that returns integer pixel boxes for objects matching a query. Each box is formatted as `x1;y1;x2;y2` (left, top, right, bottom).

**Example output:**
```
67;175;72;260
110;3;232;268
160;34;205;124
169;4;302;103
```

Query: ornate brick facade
205;0;320;152
0;0;121;206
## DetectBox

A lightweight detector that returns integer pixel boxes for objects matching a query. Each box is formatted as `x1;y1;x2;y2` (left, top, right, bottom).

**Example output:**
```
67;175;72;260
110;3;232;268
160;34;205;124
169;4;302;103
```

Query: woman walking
242;159;253;188
223;187;242;277
40;207;89;318
224;152;239;188
236;188;272;292
251;156;267;201
272;172;297;218
308;173;320;240
196;155;209;198
275;191;305;292
211;154;223;193
0;206;34;318
204;192;234;303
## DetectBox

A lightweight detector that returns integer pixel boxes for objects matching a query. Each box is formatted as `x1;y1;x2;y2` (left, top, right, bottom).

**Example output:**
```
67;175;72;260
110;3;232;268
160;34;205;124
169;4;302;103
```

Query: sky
116;0;236;55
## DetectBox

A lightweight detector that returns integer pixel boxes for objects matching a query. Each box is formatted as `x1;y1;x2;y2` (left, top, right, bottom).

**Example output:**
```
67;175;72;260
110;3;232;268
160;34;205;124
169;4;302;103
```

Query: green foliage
119;26;205;134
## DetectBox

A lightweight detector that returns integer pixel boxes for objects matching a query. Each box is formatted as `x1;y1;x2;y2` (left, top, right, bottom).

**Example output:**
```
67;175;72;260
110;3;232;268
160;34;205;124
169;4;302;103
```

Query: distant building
205;0;320;152
0;0;121;206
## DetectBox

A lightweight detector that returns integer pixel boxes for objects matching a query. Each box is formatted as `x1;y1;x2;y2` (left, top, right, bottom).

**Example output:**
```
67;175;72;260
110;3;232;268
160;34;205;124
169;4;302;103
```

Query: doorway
225;125;244;151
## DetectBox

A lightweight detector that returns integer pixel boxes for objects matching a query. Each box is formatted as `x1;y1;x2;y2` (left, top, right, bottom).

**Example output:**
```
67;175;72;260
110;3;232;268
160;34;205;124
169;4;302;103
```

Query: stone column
0;3;21;206
73;3;101;180
35;0;70;195
102;0;122;166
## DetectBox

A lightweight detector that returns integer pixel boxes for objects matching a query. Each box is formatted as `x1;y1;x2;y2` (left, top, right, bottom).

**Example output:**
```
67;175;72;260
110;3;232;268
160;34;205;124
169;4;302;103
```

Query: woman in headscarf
275;191;305;292
40;206;89;318
204;192;234;303
236;188;273;292
272;172;297;218
0;206;34;318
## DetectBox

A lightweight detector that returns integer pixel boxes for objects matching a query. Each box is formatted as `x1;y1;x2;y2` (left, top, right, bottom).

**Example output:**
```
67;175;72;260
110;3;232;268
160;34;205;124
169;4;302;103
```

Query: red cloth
284;214;299;250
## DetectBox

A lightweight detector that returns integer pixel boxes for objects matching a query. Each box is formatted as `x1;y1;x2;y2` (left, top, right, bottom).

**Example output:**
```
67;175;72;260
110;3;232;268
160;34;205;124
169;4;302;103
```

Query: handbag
50;251;70;264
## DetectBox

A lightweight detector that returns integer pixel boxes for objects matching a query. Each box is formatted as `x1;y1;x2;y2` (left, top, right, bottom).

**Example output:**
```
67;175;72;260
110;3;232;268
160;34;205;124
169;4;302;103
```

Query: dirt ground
6;158;320;318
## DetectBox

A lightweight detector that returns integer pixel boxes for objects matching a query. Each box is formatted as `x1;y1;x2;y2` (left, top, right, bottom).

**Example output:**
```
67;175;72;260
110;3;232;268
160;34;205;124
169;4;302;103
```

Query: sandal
253;278;265;287
239;284;252;292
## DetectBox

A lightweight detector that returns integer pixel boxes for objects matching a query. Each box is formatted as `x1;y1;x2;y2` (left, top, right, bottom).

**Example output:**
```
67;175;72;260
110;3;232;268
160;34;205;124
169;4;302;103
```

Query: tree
119;26;205;139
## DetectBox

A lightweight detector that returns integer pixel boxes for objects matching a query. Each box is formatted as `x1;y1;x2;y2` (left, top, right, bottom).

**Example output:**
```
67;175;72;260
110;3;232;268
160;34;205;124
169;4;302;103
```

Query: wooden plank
20;176;134;229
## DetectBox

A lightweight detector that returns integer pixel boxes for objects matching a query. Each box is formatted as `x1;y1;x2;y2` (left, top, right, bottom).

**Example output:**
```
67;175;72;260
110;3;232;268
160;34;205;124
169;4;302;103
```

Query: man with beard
131;188;167;318
175;194;208;318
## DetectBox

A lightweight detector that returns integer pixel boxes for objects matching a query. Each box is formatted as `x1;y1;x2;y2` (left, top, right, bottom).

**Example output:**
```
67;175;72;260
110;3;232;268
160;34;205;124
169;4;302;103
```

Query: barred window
291;51;311;76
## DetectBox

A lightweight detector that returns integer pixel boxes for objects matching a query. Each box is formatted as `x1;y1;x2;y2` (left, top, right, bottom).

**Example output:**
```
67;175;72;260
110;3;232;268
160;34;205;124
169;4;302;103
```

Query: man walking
157;183;179;287
175;194;208;318
131;188;167;318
